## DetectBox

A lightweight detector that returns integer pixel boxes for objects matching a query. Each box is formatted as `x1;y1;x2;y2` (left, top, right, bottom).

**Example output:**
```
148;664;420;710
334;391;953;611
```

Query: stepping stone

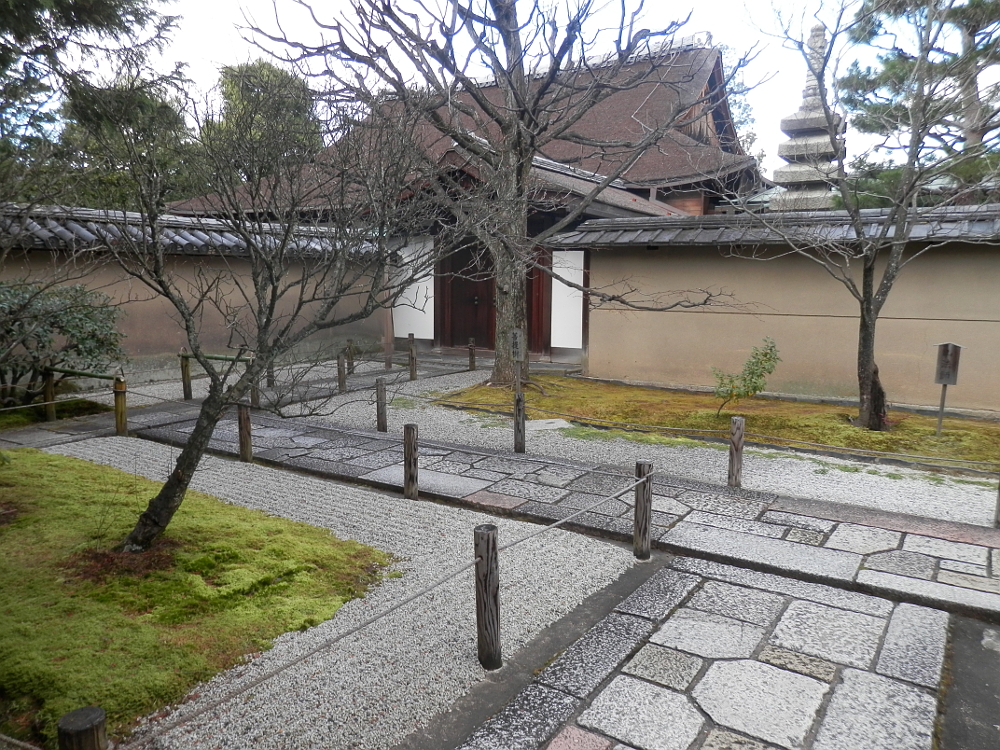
769;600;886;669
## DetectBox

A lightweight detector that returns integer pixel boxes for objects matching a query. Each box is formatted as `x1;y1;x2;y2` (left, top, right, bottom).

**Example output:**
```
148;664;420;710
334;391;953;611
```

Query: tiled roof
547;205;1000;248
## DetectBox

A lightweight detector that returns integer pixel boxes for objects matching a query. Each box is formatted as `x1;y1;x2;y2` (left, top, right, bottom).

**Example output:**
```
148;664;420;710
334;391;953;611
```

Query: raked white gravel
49;437;635;750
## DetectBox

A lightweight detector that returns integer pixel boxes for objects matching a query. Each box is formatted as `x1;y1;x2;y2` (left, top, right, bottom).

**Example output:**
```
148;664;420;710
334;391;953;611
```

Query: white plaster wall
392;237;435;339
551;250;584;349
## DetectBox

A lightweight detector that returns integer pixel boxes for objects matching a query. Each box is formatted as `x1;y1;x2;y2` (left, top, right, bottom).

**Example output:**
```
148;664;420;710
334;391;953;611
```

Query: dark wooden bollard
113;377;127;437
347;339;355;374
468;338;476;371
474;524;502;670
58;706;107;750
513;392;526;454
238;402;253;463
633;461;653;560
408;333;417;381
179;350;192;400
728;416;745;488
403;423;418;499
338;353;347;394
376;378;388;432
44;370;57;421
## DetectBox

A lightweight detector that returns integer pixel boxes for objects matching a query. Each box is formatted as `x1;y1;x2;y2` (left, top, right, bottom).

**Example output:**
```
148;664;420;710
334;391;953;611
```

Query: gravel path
91;367;997;525
49;437;635;750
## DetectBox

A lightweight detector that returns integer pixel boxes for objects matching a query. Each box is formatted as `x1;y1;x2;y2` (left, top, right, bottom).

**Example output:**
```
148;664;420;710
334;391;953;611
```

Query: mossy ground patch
0;448;391;747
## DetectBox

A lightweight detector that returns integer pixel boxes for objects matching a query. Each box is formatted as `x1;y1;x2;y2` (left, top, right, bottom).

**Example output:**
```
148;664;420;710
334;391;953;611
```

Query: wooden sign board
510;328;526;362
934;343;961;386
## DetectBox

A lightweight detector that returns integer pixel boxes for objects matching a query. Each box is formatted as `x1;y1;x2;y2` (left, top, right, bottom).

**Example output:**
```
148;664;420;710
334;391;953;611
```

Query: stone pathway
131;409;1000;620
461;559;947;750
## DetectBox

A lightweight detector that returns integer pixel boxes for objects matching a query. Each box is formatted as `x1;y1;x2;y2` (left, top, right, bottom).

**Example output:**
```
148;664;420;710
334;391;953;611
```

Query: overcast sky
162;0;831;178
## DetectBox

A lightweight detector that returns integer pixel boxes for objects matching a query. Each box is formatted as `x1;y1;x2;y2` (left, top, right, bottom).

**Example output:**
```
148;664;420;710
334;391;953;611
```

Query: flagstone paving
459;559;947;750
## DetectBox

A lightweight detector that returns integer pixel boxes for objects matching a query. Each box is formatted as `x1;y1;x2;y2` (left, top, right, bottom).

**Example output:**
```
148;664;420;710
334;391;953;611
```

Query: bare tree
255;0;753;385
741;1;999;430
70;69;452;551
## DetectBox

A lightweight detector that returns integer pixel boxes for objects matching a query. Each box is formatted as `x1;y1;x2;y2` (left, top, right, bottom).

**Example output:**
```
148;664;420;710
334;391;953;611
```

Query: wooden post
514;392;526;453
338;353;347;394
936;383;948;438
266;361;276;388
633;461;653;560
44;370;56;421
113;377;127;437
238;402;253;463
57;706;107;750
346;339;355;374
179;350;192;400
728;416;745;488
408;333;417;381
994;475;1000;529
376;378;388;432
474;524;502;670
403;423;418;499
468;337;476;371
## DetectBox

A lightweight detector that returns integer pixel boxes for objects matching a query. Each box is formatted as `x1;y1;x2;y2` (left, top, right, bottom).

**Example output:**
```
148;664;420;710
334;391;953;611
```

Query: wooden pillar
179;350;192;400
403;423;418;499
57;706;107;750
994;475;1000;529
633;461;653;560
338;353;347;394
728;416;745;488
408;333;417;381
44;370;56;421
513;392;526;454
346;339;355;375
238;402;253;463
474;524;502;670
376;378;388;433
468;338;476;371
113;377;127;437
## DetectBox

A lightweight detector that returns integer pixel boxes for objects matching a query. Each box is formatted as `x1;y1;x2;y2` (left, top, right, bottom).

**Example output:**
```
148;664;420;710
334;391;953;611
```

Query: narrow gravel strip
48;437;635;750
282;370;998;527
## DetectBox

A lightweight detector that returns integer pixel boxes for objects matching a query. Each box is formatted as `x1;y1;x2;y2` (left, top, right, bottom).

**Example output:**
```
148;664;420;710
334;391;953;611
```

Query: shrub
712;337;781;416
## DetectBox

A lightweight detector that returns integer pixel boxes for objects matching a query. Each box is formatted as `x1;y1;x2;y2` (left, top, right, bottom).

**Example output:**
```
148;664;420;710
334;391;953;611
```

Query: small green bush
712;338;781;416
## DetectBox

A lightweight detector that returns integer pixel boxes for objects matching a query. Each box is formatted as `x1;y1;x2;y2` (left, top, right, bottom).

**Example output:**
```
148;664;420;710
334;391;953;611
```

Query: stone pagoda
771;25;844;211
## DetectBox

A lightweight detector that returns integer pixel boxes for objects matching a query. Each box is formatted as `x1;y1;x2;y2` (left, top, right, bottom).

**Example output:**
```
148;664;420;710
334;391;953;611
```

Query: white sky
160;0;833;178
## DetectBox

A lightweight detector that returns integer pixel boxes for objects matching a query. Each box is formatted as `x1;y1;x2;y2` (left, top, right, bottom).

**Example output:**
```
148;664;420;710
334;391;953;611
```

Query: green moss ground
0;449;391;747
442;375;1000;465
0;398;113;431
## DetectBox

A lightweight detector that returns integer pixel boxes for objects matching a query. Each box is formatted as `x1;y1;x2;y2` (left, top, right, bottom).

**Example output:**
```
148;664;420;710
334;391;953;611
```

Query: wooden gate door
436;246;495;349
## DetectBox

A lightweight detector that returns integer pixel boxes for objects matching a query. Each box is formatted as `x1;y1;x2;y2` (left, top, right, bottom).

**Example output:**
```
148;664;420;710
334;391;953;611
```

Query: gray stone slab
650;608;765;659
784;528;824;546
615;569;700;621
622;645;703;691
673;558;893;617
578;675;704;750
652;496;690;515
312;446;367;461
876;603;949;688
676;492;766;520
939;559;989;576
539;613;656;698
858;569;1000;614
825;524;901;554
574;512;635;538
650;511;679;529
769;600;886;669
701;729;780;750
902;535;988;565
812;669;936;750
425;459;475;475
533;465;588;487
475;456;550;475
489;478;569;503
761;511;836;533
359;465;492;498
863;550;936;580
455;683;580;750
283;455;372;478
685;511;786;539
937;569;1000;593
346;450;404;470
687;581;787;627
693;659;829;749
559;492;629;517
662;523;862;583
758;645;838;682
568;472;638;496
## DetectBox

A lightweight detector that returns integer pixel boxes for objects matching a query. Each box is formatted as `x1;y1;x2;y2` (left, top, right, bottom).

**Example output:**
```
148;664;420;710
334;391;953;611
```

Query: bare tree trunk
490;246;528;386
119;390;229;551
855;307;887;431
